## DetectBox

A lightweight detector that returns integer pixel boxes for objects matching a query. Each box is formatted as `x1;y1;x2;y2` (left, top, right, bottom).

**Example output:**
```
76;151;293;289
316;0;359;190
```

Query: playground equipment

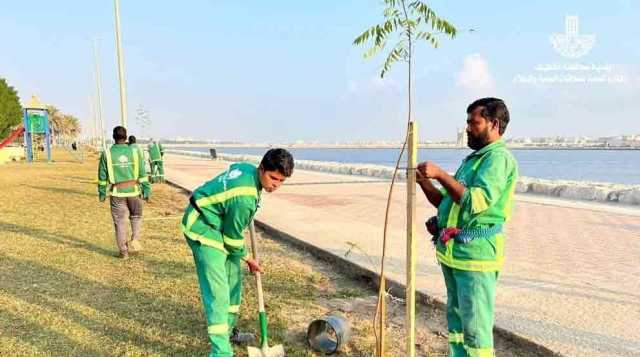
22;95;52;163
0;126;25;150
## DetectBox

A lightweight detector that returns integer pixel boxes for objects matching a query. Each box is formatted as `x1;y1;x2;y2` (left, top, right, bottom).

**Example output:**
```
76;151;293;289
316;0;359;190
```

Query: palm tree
46;105;63;145
46;105;81;145
62;114;81;143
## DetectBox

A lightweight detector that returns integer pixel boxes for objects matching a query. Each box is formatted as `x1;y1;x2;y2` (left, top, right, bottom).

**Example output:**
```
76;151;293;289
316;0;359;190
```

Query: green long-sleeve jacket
129;143;144;161
436;139;518;272
98;144;151;199
148;142;164;162
181;162;262;257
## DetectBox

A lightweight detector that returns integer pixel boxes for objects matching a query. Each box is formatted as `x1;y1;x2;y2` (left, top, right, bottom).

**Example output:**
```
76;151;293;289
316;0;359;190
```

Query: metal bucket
306;314;351;354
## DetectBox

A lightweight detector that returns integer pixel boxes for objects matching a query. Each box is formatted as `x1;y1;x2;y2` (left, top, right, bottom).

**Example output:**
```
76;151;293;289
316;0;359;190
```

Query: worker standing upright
147;138;164;183
127;134;148;254
417;98;518;357
98;126;151;259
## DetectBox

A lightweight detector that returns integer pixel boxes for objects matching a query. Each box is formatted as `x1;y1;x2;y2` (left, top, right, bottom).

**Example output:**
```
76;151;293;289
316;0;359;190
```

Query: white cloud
344;74;399;97
457;54;495;90
370;75;388;88
347;80;358;94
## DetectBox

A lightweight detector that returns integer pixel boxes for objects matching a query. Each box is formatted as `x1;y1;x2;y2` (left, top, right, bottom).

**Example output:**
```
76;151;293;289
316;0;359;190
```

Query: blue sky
1;1;639;142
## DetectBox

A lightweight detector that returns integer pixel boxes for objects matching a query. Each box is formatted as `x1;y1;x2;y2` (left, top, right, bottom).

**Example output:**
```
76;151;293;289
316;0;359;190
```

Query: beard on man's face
467;127;490;150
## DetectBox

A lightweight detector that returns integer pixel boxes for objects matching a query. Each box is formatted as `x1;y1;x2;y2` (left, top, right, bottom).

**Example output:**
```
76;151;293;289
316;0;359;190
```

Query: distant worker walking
417;98;518;357
129;135;149;198
128;135;145;164
182;148;294;356
147;138;164;183
98;126;151;259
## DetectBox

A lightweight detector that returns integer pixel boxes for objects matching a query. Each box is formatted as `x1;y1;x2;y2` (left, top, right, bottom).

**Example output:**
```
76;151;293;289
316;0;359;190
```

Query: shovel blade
247;344;285;357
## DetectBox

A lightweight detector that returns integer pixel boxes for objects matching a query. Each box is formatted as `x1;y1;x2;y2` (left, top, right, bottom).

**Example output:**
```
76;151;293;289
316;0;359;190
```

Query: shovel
247;220;285;357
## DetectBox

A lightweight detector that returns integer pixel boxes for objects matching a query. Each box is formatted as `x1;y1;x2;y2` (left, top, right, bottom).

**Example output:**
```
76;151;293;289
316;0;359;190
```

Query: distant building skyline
150;132;640;150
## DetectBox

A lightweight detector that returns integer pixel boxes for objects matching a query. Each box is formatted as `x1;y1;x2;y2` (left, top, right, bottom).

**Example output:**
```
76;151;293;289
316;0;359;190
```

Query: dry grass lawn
0;148;535;356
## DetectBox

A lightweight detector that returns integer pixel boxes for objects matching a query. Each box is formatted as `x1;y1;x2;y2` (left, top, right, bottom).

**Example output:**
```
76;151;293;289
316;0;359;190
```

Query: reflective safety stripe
436;250;503;272
185;209;200;231
465;345;494;357
104;149;115;184
470;187;490;214
228;305;240;313
110;185;141;197
182;225;228;254
98;180;108;186
448;332;464;344
195;186;258;208
471;156;486;171
503;183;516;222
132;149;139;180
207;323;228;335
446;203;460;228
223;236;244;248
138;176;149;183
436;232;504;272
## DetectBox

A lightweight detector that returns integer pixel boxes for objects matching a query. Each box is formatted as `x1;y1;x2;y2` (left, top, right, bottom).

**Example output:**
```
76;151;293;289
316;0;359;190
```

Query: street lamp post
93;39;107;151
114;0;128;129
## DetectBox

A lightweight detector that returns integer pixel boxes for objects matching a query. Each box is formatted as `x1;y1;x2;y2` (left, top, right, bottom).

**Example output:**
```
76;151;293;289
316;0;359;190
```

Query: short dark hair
467;97;510;135
260;148;294;177
128;135;136;145
112;126;127;141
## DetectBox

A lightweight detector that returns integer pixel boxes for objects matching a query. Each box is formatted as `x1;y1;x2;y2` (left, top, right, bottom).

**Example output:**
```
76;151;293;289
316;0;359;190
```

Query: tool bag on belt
426;216;502;245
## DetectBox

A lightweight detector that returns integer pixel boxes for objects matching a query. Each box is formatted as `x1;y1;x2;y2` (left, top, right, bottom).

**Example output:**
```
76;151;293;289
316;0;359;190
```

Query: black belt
189;195;204;216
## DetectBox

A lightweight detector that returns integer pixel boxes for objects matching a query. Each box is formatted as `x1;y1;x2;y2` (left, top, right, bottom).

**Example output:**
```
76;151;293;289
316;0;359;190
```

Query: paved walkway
164;154;640;357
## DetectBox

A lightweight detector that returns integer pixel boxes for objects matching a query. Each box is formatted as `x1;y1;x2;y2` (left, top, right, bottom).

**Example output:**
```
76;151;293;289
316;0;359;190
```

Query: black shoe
230;327;255;345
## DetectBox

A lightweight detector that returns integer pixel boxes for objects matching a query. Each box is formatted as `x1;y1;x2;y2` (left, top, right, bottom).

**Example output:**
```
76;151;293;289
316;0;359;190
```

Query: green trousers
187;238;243;357
441;265;498;357
150;160;164;182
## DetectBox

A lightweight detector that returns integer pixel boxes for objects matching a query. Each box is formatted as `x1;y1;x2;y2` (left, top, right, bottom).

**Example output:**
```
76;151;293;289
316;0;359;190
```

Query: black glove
425;216;439;246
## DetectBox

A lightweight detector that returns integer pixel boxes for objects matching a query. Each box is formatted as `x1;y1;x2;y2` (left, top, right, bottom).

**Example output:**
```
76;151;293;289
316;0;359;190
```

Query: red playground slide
0;125;25;150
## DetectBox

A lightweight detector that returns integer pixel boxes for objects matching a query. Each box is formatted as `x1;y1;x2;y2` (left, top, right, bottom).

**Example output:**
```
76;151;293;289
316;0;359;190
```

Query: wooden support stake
377;278;386;357
406;121;417;357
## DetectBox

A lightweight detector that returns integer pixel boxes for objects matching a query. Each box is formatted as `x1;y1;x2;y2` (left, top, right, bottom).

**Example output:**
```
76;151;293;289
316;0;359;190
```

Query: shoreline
164;143;640;151
165;149;640;206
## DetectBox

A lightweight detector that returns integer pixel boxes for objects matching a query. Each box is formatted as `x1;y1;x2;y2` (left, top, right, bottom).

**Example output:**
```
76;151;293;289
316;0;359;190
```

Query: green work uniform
182;162;261;356
436;139;518;357
147;142;164;182
98;144;151;253
98;144;150;199
129;143;147;179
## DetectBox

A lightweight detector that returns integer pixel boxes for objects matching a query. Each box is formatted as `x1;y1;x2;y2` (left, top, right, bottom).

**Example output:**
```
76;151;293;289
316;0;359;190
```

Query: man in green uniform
128;135;143;157
147;138;164;183
417;98;518;357
182;148;294;356
127;135;148;252
98;126;151;259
